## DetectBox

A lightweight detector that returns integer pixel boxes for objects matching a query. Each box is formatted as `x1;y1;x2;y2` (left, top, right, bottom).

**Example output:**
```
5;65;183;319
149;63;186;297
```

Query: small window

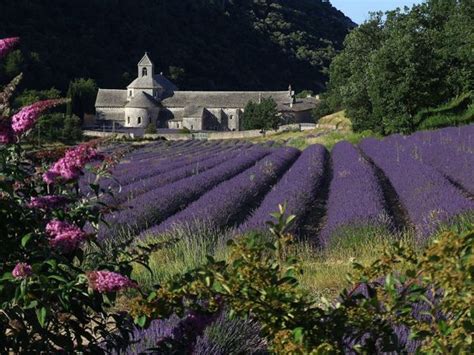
177;123;180;128
230;115;234;120
127;117;130;124
191;125;194;130
138;117;142;124
129;90;132;97
142;67;147;77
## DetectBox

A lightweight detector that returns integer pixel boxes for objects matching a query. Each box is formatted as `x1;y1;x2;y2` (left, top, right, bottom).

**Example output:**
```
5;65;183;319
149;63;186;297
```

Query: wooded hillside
0;0;354;93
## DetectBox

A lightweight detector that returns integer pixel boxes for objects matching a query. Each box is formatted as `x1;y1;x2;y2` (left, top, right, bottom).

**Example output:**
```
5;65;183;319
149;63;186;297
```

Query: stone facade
95;53;318;131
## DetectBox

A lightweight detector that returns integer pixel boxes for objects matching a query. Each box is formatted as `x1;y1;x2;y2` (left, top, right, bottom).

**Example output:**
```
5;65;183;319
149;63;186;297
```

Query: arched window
142;67;147;77
138;117;142;125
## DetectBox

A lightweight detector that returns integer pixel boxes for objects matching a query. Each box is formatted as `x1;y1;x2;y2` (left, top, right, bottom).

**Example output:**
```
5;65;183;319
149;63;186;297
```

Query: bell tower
138;52;154;78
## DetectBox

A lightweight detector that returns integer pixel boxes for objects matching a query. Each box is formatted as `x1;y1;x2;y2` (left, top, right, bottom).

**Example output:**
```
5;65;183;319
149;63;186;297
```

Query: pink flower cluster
28;195;69;210
12;262;32;279
87;271;138;293
11;99;65;135
46;219;87;253
0;37;19;58
43;144;102;184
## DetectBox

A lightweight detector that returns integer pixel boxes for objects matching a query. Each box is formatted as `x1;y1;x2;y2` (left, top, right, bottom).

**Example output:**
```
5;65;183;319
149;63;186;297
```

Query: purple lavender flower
239;144;328;236
320;141;391;246
99;146;271;241
140;147;299;238
360;136;474;238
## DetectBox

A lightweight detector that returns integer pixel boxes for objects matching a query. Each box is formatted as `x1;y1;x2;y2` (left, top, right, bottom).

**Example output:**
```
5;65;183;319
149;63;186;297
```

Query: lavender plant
360;137;473;238
141;146;300;237
239;143;328;236
98;147;271;241
320;141;392;246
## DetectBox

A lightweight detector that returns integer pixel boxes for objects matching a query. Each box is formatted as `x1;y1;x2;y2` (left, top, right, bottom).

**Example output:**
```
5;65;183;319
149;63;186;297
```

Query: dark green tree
67;78;98;119
325;0;473;134
242;98;279;130
13;88;61;108
145;122;157;134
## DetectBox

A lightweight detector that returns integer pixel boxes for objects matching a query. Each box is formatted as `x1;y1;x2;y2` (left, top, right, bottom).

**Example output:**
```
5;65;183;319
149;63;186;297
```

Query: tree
2;50;24;79
324;0;473;134
67;78;98;120
242;98;279;130
13;88;61;108
296;90;314;98
168;66;185;87
145;122;157;134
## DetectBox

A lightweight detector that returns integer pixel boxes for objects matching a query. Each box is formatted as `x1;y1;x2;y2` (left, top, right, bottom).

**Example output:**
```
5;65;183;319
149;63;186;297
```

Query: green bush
325;1;473;134
242;98;279;131
415;92;474;130
131;206;473;353
28;113;83;144
145;122;157;134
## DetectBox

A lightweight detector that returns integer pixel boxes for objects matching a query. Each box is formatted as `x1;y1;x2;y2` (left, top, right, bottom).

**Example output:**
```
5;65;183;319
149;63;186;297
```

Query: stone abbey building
95;53;317;131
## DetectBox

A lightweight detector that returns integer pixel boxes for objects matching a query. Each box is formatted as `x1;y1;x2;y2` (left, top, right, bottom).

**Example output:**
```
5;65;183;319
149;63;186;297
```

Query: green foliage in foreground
129;207;473;353
242;98;280;131
325;0;473;134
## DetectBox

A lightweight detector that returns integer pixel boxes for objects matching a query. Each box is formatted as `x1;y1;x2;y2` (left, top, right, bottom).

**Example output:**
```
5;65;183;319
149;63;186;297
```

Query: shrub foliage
325;0;473;134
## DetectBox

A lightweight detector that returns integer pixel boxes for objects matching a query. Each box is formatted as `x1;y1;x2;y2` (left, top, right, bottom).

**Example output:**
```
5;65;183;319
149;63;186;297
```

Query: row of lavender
88;125;473;246
96;143;275;240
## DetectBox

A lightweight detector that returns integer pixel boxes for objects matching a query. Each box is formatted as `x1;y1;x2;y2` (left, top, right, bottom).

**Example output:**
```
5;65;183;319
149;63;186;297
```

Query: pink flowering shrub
0;37;150;353
43;142;101;184
87;271;138;293
0;37;19;58
11;99;67;135
12;263;32;279
46;219;88;253
28;195;70;209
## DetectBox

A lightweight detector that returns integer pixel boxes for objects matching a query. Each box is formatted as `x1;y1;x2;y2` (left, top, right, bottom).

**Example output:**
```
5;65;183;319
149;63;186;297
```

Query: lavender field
86;125;474;246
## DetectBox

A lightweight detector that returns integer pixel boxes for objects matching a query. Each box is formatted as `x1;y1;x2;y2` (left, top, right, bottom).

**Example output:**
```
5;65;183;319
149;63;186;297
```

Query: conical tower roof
138;52;153;66
125;91;160;108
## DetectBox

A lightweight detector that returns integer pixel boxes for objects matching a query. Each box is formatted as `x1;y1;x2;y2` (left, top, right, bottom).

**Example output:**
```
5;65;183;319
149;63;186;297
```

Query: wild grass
132;214;473;299
317;110;352;130
132;222;406;298
132;222;232;287
250;127;378;150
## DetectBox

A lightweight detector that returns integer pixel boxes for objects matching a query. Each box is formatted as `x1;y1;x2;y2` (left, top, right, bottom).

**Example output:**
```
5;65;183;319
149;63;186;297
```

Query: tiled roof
95;89;127;108
183;105;206;117
125;92;160;108
127;74;178;92
278;97;319;112
162;91;291;108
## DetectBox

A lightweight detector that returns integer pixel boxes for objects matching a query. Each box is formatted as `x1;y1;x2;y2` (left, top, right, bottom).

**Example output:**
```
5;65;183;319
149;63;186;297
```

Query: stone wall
96;107;124;123
124;107;160;128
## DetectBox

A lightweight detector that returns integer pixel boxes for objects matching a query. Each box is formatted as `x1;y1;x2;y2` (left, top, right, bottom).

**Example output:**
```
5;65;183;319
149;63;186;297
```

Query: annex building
95;53;317;131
